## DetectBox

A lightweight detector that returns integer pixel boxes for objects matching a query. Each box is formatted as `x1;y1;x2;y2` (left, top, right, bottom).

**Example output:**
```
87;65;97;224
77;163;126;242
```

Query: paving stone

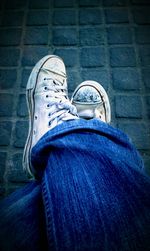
81;69;109;90
53;28;77;46
29;0;49;9
80;47;106;67
17;94;28;117
0;94;13;116
0;48;20;66
110;47;136;67
131;0;150;4
21;69;32;88
13;121;28;148
7;153;29;183
0;186;6;199
0;28;22;46
135;26;150;44
54;48;78;67
146;96;150;119
103;0;127;6
0;69;17;89
54;0;75;7
79;9;102;24
53;10;76;25
26;10;49;25
0;152;7;181
107;27;132;44
79;0;101;6
115;95;143;118
22;46;49;66
24;26;48;45
5;0;27;9
67;70;80;94
0;121;12;146
141;67;150;90
105;8;129;23
132;7;150;24
112;68;140;90
118;122;150;150
139;46;150;66
2;11;24;26
79;27;104;46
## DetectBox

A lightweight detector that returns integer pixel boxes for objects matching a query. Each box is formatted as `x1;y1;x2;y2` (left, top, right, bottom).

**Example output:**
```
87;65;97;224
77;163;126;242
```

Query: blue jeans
0;119;150;251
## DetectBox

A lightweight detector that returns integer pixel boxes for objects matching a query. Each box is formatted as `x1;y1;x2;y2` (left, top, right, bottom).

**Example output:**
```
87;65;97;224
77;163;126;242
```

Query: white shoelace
42;77;78;127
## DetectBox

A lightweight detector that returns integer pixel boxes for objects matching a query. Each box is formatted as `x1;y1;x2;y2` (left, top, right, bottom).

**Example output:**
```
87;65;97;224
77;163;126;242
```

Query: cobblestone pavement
0;0;150;197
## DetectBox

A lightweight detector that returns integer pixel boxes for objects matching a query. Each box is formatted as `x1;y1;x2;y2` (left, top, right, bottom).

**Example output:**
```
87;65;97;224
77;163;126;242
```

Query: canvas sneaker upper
71;81;111;123
23;55;78;177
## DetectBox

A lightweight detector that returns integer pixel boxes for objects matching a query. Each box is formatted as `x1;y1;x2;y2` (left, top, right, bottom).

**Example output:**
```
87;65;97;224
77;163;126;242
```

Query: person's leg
0;54;79;251
1;54;149;251
0;181;48;251
1;117;149;251
31;118;150;251
22;55;150;251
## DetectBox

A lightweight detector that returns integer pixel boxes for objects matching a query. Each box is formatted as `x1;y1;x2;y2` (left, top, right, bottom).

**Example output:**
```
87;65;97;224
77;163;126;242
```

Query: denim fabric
0;181;48;251
0;119;150;251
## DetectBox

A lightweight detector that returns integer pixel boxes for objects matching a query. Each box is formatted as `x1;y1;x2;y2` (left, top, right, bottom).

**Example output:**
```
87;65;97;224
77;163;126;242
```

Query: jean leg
0;181;48;251
31;119;150;251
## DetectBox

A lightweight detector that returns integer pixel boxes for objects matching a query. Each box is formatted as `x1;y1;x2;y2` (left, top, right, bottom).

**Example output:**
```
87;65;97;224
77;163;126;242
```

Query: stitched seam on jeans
42;175;56;250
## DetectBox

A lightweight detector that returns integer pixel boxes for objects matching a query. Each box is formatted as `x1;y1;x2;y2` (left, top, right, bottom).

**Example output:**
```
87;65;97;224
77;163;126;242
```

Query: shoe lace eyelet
47;104;50;108
46;95;48;98
44;86;48;91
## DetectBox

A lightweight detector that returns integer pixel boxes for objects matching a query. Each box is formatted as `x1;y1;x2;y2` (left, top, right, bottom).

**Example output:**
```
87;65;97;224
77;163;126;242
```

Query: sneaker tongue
76;107;95;119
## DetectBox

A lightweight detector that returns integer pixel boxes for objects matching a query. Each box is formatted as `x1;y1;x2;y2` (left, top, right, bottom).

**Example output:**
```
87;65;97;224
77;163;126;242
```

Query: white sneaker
71;81;111;123
23;55;78;177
